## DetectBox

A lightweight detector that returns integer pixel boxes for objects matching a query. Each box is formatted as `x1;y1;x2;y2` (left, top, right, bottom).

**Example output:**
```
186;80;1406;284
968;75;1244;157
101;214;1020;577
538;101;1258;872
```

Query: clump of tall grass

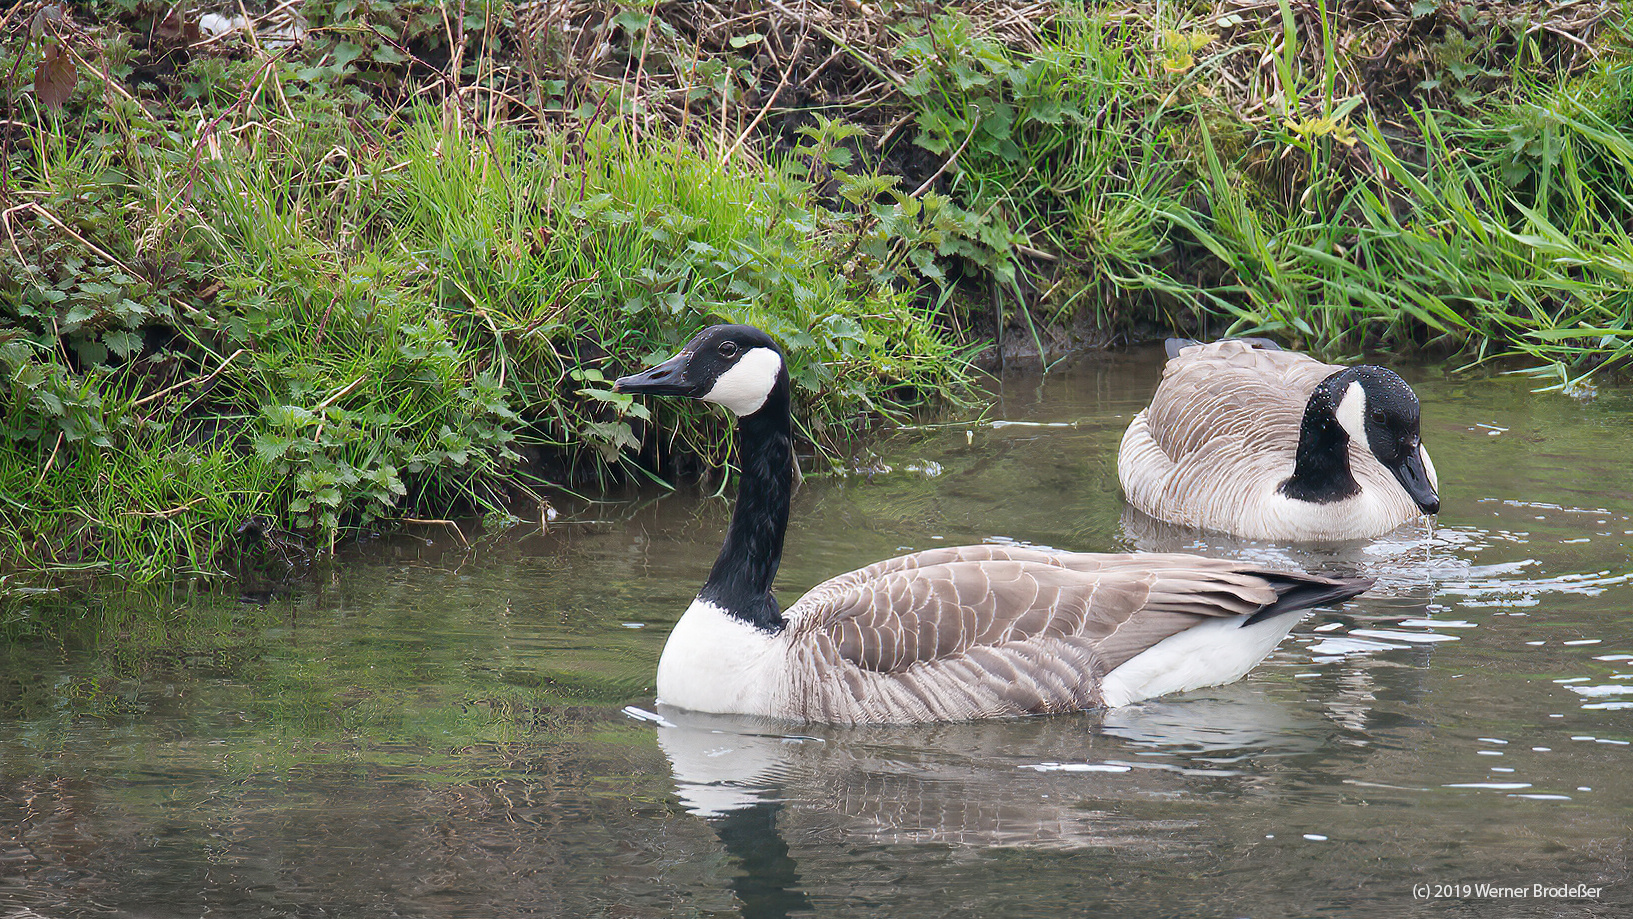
1121;44;1633;388
2;54;966;581
893;3;1631;384
896;10;1181;334
0;423;278;583
200;108;967;477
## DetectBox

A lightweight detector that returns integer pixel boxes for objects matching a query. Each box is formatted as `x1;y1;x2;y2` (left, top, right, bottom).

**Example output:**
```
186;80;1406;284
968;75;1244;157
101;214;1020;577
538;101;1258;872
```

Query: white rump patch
1099;613;1305;707
701;347;783;416
1334;380;1368;444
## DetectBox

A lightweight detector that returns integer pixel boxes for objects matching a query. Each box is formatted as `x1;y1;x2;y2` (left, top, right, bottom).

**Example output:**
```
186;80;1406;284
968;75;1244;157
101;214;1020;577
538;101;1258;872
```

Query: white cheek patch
700;347;782;416
1334;381;1367;444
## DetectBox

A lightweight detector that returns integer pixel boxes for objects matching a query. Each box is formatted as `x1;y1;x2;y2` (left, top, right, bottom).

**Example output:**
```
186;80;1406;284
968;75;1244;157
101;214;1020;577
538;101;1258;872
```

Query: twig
716;57;731;155
0;5;22;40
310;290;342;349
401;517;470;546
481;0;499;135
34;433;63;488
0;4;31;201
132;348;246;407
1533;22;1599;57
911;117;980;197
307;374;365;450
0;205;31;266
122;496;209;519
807;47;845;86
630;0;662;144
56;34;143;108
315;376;366;411
0;201;195;320
675;26;705;144
443;0;469;140
3;202;142;279
721;8;809;164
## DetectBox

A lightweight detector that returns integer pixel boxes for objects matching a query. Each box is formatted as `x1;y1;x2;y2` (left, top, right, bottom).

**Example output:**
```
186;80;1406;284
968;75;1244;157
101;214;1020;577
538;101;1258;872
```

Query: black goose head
614;324;788;417
1312;365;1439;514
614;324;795;631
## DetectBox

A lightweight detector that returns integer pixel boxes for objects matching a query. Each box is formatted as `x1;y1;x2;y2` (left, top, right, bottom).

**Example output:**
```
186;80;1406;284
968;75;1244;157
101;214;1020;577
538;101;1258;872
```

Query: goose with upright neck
1118;338;1439;542
615;324;1373;724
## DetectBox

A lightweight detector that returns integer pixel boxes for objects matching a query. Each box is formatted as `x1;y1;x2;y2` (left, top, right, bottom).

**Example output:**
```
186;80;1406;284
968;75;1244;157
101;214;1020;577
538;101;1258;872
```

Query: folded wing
779;546;1366;723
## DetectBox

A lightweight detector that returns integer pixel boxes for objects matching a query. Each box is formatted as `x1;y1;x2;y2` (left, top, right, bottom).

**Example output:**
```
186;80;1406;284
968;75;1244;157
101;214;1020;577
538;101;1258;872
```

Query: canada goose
1119;338;1440;542
614;324;1372;724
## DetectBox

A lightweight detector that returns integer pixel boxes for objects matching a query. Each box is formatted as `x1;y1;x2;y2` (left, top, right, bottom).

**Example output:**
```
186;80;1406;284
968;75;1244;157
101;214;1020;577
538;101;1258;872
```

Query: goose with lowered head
1119;338;1439;542
614;324;1372;724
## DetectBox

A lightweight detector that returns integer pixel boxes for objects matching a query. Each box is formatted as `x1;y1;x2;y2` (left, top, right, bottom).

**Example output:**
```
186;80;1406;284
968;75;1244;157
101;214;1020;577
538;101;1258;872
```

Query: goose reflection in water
640;686;1354;917
653;698;1325;821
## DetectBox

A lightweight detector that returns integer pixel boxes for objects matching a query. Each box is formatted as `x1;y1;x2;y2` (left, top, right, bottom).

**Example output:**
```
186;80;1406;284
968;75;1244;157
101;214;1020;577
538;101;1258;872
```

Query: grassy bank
2;3;970;584
2;0;1631;587
891;2;1633;380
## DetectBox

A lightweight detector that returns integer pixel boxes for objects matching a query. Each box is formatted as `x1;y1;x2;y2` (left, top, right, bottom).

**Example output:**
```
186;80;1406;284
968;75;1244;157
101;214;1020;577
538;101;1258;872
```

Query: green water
4;347;1631;918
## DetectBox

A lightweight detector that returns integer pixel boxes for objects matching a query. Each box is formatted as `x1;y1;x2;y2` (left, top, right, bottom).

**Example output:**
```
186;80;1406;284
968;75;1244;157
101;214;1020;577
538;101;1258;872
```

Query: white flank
656;598;786;715
1334;380;1368;444
1099;612;1306;707
701;347;783;415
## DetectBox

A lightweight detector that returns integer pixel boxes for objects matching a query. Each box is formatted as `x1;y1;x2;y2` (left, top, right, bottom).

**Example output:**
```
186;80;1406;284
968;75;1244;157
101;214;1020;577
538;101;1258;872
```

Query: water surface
3;346;1631;917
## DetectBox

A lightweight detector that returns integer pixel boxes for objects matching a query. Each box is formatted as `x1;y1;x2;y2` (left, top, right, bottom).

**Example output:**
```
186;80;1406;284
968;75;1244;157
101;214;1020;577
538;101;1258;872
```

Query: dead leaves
26;4;79;112
34;42;78;111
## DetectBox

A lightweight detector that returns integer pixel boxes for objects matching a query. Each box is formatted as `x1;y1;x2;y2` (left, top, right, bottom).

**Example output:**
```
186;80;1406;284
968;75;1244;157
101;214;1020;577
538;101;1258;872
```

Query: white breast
1122;412;1434;542
655;599;790;716
1236;480;1417;541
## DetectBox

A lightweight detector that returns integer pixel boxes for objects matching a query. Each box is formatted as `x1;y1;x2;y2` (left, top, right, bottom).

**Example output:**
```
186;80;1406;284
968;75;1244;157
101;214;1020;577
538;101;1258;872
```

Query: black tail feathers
1242;572;1373;626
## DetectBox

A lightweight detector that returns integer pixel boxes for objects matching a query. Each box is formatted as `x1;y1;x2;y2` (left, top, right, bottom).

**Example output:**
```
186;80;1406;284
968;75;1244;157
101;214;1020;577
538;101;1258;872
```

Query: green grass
4;0;1631;586
897;10;1181;330
0;423;278;582
2;42;968;583
895;4;1633;385
1119;49;1633;389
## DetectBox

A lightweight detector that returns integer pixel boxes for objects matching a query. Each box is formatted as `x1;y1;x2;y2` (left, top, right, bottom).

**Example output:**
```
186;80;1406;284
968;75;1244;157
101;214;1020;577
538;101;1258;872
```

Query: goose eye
718;341;739;358
1369;407;1386;425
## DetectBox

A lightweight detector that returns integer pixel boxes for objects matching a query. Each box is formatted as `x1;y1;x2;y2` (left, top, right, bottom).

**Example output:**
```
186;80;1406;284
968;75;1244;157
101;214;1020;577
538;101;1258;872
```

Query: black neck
697;380;792;632
1280;385;1361;505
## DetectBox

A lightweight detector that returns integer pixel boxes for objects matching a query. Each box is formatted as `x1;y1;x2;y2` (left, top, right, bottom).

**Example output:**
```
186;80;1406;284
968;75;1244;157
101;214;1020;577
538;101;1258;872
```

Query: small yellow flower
1163;29;1216;54
1282;115;1358;147
1159;29;1216;74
